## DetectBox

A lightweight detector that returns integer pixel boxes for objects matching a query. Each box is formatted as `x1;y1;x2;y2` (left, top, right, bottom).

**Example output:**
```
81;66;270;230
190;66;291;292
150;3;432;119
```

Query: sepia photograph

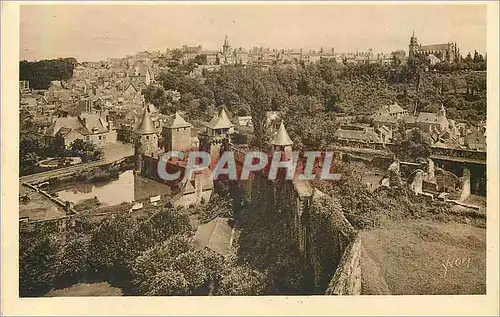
2;1;499;315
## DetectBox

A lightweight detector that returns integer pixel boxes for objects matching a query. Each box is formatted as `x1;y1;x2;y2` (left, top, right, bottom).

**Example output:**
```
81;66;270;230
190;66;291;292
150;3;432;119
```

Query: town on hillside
16;5;489;303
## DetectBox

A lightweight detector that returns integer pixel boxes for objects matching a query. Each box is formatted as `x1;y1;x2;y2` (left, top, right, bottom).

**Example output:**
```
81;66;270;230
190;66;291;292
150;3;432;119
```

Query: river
54;170;134;206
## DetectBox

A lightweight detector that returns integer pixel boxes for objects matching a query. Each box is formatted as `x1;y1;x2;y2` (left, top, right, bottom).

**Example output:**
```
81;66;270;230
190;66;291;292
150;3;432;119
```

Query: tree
88;214;138;274
70;139;101;161
393;128;431;162
194;54;208;65
195;193;234;223
56;234;91;282
19;58;76;89
20;152;38;176
19;225;61;296
245;72;272;148
145;269;189;296
217;266;266;295
171;49;184;62
131;234;223;295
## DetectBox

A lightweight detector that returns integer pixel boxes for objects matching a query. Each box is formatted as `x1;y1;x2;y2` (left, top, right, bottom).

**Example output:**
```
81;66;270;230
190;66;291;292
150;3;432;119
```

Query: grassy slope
46;282;123;297
361;220;486;295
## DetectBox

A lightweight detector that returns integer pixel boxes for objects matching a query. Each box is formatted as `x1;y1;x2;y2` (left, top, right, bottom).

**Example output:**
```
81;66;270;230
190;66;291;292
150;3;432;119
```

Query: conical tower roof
167;112;192;129
136;108;156;134
205;108;234;130
271;122;293;146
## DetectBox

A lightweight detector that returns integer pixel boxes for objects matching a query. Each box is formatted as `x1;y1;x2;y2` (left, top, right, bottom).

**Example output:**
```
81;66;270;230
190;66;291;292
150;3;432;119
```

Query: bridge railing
431;147;486;162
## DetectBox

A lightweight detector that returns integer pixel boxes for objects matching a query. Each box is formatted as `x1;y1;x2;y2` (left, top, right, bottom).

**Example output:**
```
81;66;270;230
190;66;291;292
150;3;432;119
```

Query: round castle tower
134;107;159;174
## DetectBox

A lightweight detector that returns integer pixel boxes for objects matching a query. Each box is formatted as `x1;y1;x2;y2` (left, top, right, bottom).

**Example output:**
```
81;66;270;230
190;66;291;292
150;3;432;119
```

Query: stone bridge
20;156;133;185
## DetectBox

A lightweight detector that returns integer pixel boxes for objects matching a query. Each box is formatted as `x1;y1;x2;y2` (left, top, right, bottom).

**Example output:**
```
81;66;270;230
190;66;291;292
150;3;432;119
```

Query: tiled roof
416;112;439;123
373;114;398;124
388;103;406;114
271;122;293;146
193;217;233;256
165;112;192;129
418;44;451;51
334;128;380;142
45;116;84;137
205;108;234;130
80;112;108;134
402;115;416;124
135;109;157;134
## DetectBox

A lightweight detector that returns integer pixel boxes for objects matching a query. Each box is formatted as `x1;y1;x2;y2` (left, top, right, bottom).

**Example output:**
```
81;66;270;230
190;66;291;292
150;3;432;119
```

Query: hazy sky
20;4;487;62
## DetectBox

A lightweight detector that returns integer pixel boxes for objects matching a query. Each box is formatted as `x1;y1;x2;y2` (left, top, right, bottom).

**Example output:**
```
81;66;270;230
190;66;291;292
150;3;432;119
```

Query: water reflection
56;170;134;206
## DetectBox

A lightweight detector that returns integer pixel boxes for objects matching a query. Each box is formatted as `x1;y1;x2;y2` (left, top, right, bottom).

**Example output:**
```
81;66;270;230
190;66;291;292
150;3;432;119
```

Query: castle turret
134;107;159;173
271;122;293;159
163;111;193;152
200;108;234;161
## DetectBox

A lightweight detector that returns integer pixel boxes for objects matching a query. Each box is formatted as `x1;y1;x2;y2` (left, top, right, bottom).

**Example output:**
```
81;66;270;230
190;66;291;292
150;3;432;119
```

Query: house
465;128;486;151
415;106;448;133
373;113;398;129
122;83;144;105
377;125;393;144
44;111;117;149
374;102;409;119
334;127;380;143
265;111;281;124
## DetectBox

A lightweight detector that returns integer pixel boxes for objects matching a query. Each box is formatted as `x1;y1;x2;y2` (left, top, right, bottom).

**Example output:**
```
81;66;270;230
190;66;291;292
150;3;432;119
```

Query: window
146;135;149;140
98;136;102;140
85;136;89;141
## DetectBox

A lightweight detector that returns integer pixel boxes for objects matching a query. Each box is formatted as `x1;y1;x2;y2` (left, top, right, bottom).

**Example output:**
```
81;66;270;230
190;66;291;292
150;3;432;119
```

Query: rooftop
193;217;234;256
165;112;192;129
205;108;234;130
135;108;157;134
271;122;294;146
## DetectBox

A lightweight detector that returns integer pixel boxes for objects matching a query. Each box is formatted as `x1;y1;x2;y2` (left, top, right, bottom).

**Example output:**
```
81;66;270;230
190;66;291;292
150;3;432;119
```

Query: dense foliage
145;57;486;147
19;224;61;296
20;58;77;90
393;128;432;162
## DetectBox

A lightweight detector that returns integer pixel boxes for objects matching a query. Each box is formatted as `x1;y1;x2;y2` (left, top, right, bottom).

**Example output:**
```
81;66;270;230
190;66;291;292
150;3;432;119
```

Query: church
408;32;459;63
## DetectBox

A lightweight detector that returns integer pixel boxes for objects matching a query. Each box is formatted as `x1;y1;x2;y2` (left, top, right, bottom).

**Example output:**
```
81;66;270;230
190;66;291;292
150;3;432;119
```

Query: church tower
271;122;294;160
222;35;231;56
134;107;159;174
409;31;419;57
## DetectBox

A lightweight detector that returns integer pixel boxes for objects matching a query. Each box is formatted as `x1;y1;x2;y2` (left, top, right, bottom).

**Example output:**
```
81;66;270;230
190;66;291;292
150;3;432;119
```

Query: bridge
20;156;133;184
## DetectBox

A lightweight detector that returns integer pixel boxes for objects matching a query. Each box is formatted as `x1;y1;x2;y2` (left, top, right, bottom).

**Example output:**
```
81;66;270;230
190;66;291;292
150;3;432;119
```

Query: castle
134;106;359;293
133;107;235;206
409;31;459;63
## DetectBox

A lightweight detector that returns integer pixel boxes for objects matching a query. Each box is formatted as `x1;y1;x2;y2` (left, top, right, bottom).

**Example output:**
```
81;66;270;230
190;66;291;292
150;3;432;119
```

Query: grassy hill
361;220;486;295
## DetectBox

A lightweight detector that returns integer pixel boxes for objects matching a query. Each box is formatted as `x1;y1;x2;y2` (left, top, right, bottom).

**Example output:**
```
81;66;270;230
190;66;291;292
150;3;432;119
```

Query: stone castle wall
326;234;362;295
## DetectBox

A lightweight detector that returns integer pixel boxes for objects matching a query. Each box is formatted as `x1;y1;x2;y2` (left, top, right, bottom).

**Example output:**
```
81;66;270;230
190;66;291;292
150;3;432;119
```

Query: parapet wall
326;234;362;295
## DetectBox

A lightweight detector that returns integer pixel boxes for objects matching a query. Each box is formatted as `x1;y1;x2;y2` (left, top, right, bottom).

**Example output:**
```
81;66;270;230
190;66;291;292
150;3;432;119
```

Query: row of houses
335;102;486;152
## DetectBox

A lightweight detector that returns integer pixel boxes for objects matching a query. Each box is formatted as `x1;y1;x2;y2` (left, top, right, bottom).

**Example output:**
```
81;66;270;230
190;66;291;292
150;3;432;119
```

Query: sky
20;3;487;62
